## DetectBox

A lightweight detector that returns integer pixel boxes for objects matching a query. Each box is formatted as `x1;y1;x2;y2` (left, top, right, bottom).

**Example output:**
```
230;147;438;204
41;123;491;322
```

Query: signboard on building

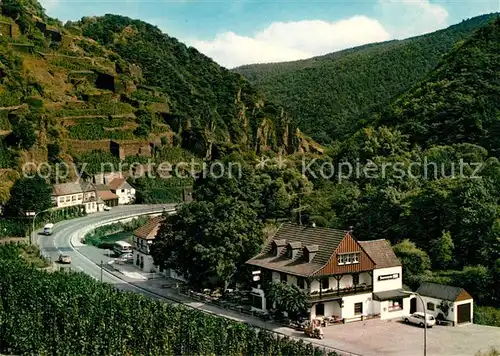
378;273;400;281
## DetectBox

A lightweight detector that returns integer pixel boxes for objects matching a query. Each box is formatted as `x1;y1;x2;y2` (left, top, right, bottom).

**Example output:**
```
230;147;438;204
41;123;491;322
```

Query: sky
39;0;500;68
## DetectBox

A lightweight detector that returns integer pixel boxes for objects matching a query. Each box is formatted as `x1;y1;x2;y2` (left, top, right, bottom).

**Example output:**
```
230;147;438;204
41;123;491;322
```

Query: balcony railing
309;284;373;301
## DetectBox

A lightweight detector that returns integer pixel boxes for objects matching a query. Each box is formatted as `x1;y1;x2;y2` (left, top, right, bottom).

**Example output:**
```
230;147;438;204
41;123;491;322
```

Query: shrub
474;306;500;327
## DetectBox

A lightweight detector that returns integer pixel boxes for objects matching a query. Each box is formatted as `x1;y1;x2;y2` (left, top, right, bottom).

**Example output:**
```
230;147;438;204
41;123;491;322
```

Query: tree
429;231;454;269
151;197;264;290
8;119;36;150
47;142;61;163
393;239;431;288
264;281;308;320
4;176;52;217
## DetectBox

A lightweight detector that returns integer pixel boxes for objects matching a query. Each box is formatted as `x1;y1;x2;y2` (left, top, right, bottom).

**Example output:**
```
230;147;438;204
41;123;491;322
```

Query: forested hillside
322;17;500;308
380;17;500;154
233;14;499;144
0;1;320;208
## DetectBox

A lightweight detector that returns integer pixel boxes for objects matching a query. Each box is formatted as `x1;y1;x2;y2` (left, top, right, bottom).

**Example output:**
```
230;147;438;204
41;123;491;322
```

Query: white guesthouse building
247;223;412;323
52;181;104;214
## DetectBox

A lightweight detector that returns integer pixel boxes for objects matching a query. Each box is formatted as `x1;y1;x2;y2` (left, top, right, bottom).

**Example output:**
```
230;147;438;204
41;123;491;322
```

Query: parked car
117;252;133;262
403;312;436;328
104;206;111;211
58;254;71;264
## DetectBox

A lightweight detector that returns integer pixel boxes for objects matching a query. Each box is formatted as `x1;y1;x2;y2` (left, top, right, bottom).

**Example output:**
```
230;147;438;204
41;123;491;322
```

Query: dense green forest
233;13;499;144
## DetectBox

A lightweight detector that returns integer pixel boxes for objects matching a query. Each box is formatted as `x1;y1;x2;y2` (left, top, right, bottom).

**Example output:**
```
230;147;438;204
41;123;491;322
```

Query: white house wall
133;250;156;272
417;296;446;320
372;266;402;292
115;188;136;205
341;293;373;320
309;300;343;320
378;297;411;320
55;194;83;208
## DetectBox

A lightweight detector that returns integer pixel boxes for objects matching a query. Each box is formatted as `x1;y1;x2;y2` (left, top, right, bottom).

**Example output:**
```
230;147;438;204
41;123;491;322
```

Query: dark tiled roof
416;282;472;302
134;216;164;240
359;239;401;268
246;223;348;277
52;182;82;196
80;181;96;193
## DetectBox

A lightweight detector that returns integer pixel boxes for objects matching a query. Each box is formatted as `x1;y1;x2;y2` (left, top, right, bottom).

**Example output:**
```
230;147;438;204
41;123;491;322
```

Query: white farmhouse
52;181;99;214
108;178;135;205
247;223;412;323
415;282;474;326
131;216;185;282
132;216;162;273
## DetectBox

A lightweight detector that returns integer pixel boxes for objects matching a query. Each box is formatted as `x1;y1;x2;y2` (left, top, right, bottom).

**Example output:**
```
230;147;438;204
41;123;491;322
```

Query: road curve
37;204;176;297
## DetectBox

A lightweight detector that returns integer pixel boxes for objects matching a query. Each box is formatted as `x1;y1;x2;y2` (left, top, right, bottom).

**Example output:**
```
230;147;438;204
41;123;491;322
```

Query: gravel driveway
317;318;500;356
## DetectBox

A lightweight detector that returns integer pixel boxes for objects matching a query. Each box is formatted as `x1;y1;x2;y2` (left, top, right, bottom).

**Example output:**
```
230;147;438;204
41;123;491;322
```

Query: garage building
415;282;474;326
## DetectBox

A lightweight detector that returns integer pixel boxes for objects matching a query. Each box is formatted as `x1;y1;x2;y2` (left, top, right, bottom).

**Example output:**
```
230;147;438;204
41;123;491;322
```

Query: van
113;241;132;255
43;223;54;235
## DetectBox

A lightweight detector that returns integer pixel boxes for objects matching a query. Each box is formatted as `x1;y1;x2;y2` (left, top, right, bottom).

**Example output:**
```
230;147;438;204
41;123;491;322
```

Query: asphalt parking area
318;319;500;356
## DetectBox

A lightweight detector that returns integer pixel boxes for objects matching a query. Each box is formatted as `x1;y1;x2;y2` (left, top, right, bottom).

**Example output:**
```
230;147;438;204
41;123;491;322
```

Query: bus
113;241;132;255
43;223;54;235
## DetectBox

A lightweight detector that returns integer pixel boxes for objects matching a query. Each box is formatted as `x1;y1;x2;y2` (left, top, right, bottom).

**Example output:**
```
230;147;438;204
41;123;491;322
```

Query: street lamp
402;291;427;356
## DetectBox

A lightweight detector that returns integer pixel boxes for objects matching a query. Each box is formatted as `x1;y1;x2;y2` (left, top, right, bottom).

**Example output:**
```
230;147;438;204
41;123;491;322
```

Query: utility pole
403;291;427;356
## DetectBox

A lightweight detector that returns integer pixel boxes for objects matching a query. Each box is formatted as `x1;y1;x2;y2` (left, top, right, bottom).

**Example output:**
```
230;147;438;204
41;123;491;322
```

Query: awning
373;289;409;301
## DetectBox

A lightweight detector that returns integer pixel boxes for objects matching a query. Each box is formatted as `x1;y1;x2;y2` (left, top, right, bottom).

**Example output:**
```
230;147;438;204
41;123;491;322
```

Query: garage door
457;303;471;324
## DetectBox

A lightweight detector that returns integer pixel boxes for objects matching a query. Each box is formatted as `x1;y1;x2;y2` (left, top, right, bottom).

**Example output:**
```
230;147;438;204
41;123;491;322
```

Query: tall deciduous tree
393;239;431;288
429;231;455;270
264;281;308;320
151;197;264;290
8;119;36;150
5;176;52;216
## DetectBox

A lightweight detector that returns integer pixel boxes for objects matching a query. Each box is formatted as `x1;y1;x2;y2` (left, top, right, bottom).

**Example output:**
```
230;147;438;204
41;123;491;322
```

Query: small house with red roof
108;178;135;205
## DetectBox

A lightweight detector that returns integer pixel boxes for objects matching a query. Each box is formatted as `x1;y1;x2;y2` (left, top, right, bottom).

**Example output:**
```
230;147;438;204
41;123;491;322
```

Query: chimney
311;222;316;228
349;226;354;234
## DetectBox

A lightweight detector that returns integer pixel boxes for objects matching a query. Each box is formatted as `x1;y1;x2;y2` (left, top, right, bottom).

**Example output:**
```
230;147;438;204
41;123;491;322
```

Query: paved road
37;204;175;297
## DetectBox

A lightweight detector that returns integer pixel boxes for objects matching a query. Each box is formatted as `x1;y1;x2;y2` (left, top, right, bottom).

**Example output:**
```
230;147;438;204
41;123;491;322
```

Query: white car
103;206;111;211
403;312;436;328
116;252;133;262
